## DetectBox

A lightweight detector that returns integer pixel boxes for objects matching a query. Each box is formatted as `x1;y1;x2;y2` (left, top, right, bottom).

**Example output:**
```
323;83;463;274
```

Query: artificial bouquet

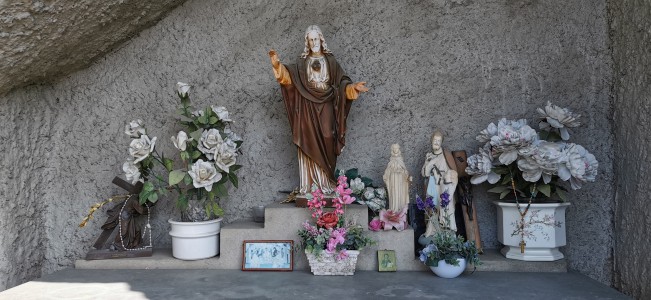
298;175;375;259
465;101;598;201
417;194;481;268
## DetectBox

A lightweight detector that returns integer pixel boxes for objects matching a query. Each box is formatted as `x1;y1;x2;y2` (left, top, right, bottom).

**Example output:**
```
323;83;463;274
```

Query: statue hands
269;50;281;69
352;81;369;93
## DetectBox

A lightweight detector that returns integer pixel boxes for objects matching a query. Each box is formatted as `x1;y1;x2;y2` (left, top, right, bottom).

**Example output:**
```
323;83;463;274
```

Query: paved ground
0;269;629;300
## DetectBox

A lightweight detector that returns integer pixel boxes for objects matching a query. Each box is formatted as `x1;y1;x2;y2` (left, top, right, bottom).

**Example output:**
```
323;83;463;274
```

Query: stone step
75;202;566;272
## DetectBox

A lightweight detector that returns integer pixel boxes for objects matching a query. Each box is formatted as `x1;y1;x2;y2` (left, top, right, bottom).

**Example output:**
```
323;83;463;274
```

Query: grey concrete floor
0;269;629;300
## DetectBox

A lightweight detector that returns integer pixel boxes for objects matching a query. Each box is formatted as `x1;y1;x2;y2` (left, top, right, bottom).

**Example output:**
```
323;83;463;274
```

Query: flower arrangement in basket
80;82;243;227
464;101;598;202
416;193;481;271
298;174;375;275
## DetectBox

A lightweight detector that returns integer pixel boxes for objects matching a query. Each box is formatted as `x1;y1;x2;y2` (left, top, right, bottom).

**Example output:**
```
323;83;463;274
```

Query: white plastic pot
168;218;222;260
429;258;466;278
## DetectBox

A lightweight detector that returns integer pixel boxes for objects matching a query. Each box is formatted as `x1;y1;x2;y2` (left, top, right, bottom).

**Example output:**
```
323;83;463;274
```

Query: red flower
317;212;339;229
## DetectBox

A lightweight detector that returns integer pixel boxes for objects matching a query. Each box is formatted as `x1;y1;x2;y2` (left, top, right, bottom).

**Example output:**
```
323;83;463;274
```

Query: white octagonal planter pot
493;201;570;261
169;218;222;260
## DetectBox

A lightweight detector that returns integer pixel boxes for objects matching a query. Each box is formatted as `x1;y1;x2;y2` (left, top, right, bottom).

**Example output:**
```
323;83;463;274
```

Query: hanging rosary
117;198;153;251
510;176;535;254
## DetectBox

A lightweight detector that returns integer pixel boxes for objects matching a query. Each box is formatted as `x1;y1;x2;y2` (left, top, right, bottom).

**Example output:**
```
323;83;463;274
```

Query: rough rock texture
0;0;614;290
609;0;651;298
0;0;186;96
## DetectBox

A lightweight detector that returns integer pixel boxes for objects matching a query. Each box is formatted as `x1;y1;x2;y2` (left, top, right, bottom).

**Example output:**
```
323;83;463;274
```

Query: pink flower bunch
326;227;347;254
307;188;326;218
302;221;320;237
332;175;355;215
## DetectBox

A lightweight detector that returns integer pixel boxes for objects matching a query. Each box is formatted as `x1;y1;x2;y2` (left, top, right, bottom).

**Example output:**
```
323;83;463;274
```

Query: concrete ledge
75;203;566;272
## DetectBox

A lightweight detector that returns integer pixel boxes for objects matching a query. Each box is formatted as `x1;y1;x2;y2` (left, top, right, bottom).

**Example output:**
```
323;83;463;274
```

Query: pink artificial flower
336;249;349;261
368;218;384;231
379;206;408;231
341;194;355;205
325;228;347;253
335;184;353;197
337;175;348;186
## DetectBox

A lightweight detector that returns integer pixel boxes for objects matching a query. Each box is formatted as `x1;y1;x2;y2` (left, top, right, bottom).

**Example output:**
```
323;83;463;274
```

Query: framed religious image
378;250;397;272
242;240;293;271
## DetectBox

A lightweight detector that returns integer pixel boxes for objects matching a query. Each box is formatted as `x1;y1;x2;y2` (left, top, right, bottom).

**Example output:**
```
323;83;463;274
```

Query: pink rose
317;212;339;229
368;218;384;231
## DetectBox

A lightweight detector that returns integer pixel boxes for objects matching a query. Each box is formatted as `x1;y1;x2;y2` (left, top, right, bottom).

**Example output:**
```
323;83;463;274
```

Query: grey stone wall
0;0;186;95
609;0;651;298
0;0;614;290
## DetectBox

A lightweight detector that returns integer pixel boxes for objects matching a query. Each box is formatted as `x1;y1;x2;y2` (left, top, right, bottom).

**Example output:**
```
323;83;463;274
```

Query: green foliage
419;230;481;268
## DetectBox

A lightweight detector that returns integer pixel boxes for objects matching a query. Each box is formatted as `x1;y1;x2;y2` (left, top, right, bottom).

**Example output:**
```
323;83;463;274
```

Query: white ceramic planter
429;259;466;278
169;218;222;260
305;250;360;275
494;201;570;261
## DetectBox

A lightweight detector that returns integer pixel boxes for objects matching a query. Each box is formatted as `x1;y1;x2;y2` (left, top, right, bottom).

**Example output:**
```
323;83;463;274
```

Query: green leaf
360;177;373;186
192;151;202;159
487;186;508;193
214;184;228;198
177;115;194;123
169;169;186;186
163;158;174;172
538;184;551;197
198;115;208;124
228;172;239;188
216;174;228;184
230;165;242;172
180;151;190;161
148;192;159;203
183;174;193;185
143;182;155;192
213;203;224;217
345;168;359;179
209;116;219;124
556;189;568;202
189;129;203;142
499;190;511;199
501;173;512;185
492;166;510;175
139;190;151;204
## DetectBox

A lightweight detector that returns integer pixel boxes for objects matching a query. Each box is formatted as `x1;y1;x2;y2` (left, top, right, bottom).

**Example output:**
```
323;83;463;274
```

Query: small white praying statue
383;144;412;212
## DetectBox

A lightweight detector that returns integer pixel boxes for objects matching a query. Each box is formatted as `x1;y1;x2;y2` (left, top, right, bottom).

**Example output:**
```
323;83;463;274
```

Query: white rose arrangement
465;101;597;201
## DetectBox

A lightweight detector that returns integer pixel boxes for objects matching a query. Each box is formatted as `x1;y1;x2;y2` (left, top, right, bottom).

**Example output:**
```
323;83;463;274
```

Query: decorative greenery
417;193;481;269
465;102;598;201
297;175;375;259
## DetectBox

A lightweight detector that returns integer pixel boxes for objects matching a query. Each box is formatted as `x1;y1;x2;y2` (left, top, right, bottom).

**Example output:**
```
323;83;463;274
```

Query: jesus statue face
431;135;443;153
307;30;321;55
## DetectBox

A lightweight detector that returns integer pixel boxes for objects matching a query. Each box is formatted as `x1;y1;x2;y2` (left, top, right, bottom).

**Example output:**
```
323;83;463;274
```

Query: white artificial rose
171;131;191;151
374;187;386;199
122;161;141;184
211;106;232;122
537;101;581;140
125;119;146;138
188;159;222;191
350;178;365;194
565;144;598;189
129;135;157;163
487;118;538;165
517;141;568;183
176;82;191;97
214;141;238;173
191;109;204;117
197;129;223;160
223;128;242;142
466;144;501;185
363;187;375;200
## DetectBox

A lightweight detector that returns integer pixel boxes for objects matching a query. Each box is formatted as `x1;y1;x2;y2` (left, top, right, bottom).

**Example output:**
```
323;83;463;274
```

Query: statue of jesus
269;25;369;194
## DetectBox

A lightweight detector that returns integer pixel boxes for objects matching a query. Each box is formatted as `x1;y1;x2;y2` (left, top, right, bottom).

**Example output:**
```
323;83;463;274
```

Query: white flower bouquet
465;102;598;201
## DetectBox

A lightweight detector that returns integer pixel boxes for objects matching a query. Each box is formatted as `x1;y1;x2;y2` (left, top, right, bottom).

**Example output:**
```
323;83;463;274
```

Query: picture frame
242;240;293;271
378;250;397;272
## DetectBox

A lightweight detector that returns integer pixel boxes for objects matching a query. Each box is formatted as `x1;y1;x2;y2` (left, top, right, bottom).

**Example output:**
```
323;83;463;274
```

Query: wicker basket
305;250;360;275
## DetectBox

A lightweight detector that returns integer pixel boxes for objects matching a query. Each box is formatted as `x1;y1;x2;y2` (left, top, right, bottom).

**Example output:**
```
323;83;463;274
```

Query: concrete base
501;246;565;261
75;203;567;272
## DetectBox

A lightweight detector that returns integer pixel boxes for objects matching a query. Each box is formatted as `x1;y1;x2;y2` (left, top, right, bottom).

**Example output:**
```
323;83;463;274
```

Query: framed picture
242;240;293;271
378;250;397;272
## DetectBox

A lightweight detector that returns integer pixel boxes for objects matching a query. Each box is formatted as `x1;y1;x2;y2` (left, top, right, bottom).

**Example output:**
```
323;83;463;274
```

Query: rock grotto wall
0;0;614;289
